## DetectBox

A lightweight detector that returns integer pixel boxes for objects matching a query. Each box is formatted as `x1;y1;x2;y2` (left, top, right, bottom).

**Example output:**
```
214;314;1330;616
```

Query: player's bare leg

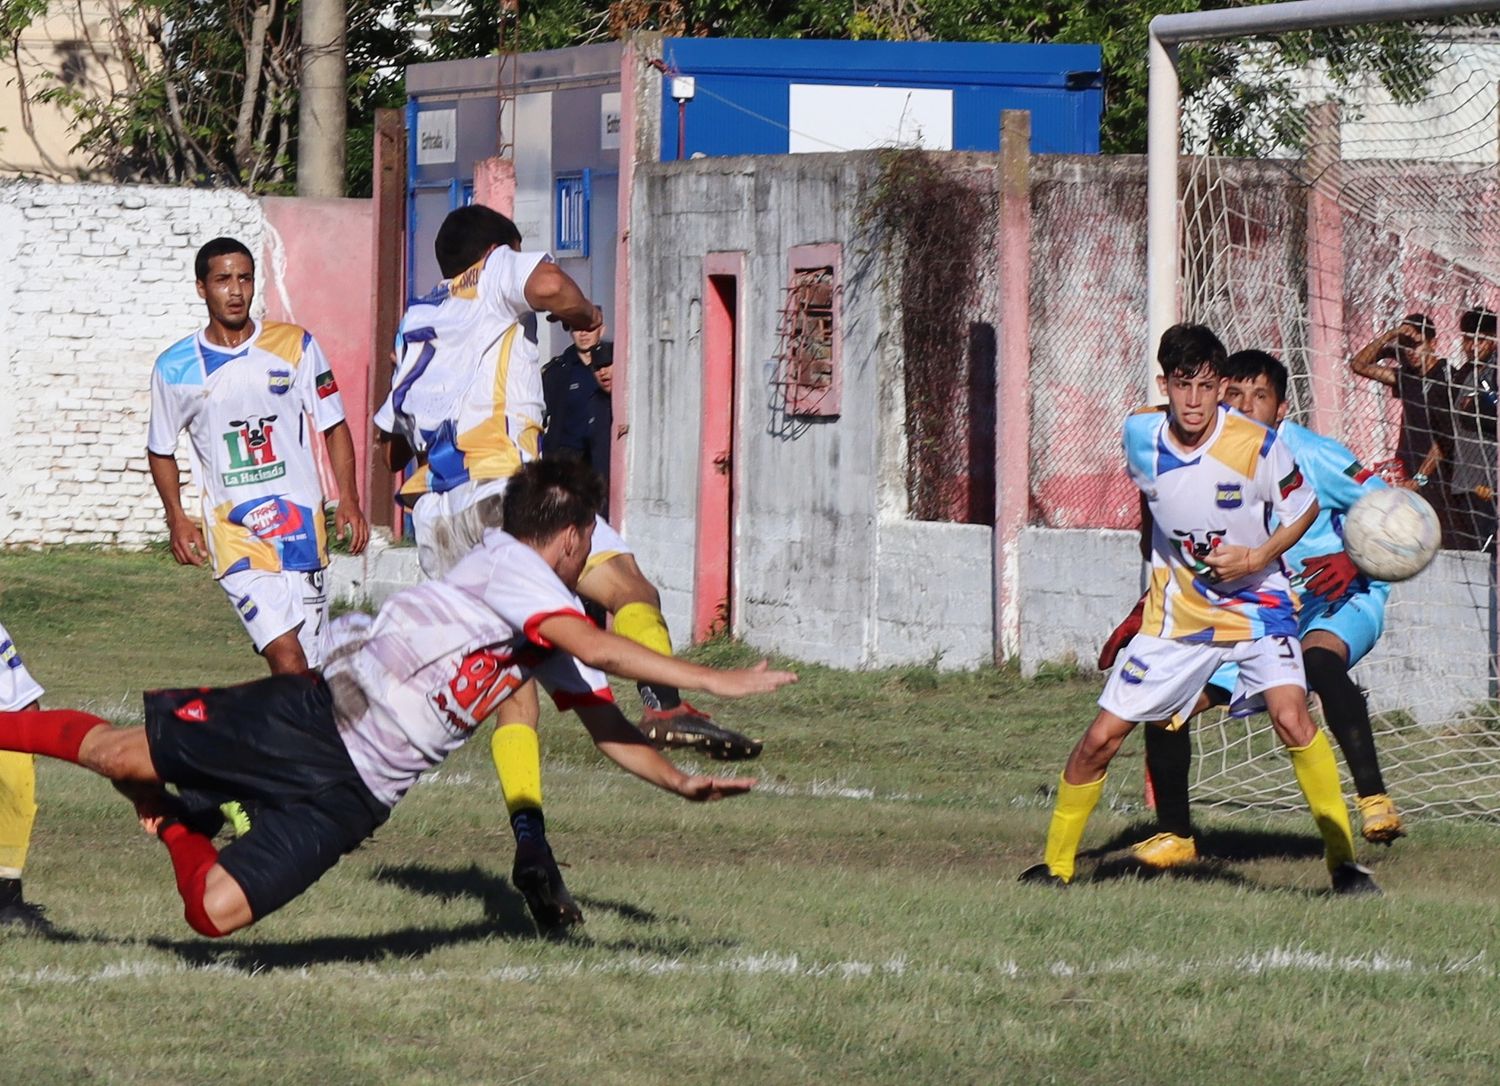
1261;684;1375;893
261;628;310;675
1022;709;1137;885
1300;630;1403;843
579;553;762;760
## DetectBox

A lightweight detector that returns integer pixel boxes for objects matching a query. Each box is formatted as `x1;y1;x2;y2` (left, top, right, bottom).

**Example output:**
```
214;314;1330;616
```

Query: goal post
1142;0;1500;822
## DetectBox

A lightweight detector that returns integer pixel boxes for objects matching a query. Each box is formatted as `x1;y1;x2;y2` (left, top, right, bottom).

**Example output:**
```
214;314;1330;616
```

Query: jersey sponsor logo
1121;656;1149;685
267;369;293;396
316;369;339;400
0;640;20;670
1171;528;1226;575
1215;482;1244;509
1278;465;1304;499
174;698;208;723
235;593;259;622
228;495;309;543
222;415;286;486
429;644;543;736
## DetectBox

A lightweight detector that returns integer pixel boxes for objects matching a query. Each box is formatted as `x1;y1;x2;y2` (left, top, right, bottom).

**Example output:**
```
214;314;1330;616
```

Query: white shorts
411;477;631;580
219;567;330;667
0;621;44;710
1099;633;1305;727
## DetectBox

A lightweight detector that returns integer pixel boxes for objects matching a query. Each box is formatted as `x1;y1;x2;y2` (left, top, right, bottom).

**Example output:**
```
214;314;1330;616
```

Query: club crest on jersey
175;698;208;723
1121;656;1149;685
1214;482;1243;509
0;639;20;670
221;414;286;486
267;369;292;395
316;369;339;400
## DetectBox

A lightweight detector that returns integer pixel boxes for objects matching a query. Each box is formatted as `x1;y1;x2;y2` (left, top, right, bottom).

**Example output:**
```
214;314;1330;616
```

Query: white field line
416;766;916;804
3;947;1488;987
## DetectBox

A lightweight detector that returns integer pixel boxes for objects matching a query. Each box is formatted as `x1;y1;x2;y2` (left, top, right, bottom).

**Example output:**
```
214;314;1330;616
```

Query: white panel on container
787;84;952;153
416;108;456;165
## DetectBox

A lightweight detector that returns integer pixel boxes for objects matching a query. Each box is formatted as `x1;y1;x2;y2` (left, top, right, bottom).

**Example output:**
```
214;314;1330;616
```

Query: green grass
3;552;1500;1084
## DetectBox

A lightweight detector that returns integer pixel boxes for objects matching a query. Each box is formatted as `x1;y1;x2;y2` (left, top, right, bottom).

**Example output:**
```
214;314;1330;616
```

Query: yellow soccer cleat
1356;794;1406;845
1130;832;1198;869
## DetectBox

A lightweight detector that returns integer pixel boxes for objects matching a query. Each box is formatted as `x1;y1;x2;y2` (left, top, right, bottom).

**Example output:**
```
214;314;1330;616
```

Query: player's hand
1301;551;1359;599
168;517;208;567
1203;544;1260;582
673;774;755;802
336;501;370;555
1098;593;1146;671
707;660;798;698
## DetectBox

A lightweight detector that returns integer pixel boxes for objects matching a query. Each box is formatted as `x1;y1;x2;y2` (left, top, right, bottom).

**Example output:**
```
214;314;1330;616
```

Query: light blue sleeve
1285;423;1388;515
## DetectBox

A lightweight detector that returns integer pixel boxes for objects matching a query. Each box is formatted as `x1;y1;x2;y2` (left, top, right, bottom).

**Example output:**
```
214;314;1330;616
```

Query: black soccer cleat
1331;861;1382;897
640;703;763;761
512;840;584;936
0;898;56;935
1018;863;1068;888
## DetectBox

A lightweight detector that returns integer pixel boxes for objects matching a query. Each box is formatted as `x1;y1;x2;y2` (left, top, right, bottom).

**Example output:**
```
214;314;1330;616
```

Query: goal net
1164;7;1500;822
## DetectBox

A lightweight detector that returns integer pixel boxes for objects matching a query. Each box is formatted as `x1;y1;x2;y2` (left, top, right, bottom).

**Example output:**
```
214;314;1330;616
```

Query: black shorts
144;673;390;921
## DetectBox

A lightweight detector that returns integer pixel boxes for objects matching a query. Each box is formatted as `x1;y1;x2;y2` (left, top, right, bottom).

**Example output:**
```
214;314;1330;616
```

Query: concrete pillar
473;157;517;217
1306;101;1346;439
994;110;1032;663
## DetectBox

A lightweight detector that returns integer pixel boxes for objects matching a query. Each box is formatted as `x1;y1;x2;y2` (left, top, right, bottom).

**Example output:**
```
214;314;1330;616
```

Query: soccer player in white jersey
0;459;795;938
0;622;51;932
1108;350;1403;870
148;237;369;676
1020;324;1376;895
376;206;761;929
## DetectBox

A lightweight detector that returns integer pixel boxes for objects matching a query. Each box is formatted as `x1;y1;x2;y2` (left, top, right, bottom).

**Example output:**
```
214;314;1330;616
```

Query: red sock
0;708;108;762
159;821;226;938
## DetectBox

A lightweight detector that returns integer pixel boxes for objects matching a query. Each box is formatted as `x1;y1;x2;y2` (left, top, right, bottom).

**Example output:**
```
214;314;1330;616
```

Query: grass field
3;551;1500;1084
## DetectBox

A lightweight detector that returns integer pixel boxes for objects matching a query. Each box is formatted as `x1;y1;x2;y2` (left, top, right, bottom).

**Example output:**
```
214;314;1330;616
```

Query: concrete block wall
875;519;993;668
0;181;265;547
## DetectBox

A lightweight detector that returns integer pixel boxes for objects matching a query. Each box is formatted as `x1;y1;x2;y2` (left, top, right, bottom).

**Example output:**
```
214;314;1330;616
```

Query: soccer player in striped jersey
1021;325;1375;894
0;459;794;938
1110;349;1402;869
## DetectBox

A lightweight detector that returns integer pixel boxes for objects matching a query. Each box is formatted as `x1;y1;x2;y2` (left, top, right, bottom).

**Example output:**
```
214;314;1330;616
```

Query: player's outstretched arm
524;260;602;333
534;614;797;699
1204;499;1320;582
572;701;754;802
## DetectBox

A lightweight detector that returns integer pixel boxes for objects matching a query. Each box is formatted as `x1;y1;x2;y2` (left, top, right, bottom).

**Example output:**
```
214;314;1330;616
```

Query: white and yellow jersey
375;247;550;507
1125;403;1317;643
148;321;343;578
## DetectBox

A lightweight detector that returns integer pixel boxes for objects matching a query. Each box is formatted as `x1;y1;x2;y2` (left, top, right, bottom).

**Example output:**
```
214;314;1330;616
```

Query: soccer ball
1342;487;1441;582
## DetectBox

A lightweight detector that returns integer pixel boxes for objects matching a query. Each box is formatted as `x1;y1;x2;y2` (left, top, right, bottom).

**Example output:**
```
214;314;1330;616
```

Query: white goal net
1166;8;1500;822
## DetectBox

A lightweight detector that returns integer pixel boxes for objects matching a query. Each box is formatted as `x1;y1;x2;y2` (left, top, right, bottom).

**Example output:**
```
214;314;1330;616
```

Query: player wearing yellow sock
0;624;52;931
1023;324;1376;894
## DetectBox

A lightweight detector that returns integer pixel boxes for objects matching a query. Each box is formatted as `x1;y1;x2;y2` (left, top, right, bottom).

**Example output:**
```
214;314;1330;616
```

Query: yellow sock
0;751;37;877
1288;730;1355;872
614;602;673;657
491;724;543;816
1044;772;1105;883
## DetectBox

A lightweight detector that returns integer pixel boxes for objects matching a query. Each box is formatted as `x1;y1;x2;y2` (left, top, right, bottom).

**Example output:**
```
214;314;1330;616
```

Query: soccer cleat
1355;793;1406;845
0;898;56;935
640;703;763;761
1130;832;1199;870
219;800;254;838
512;840;584;936
1331;861;1382;897
1017;863;1068;888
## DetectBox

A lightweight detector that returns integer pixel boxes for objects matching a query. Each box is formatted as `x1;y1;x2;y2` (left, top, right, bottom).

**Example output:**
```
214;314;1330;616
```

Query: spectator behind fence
1349;313;1455;534
1445;306;1500;551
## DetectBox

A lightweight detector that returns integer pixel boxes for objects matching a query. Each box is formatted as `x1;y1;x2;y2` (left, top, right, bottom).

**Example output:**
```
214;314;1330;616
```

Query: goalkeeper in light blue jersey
1101;349;1405;867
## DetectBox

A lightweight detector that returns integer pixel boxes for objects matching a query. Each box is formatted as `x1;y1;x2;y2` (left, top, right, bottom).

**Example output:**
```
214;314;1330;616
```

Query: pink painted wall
260;197;375;506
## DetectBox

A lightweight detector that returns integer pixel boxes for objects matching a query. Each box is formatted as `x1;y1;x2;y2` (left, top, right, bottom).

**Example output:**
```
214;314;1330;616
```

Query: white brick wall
0;180;265;547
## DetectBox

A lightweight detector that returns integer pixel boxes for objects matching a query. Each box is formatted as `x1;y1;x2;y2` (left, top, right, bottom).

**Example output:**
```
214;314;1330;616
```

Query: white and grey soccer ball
1343;487;1441;582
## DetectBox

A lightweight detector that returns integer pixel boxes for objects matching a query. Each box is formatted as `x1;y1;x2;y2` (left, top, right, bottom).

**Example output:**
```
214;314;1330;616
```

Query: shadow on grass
1077;820;1331;894
144;864;738;970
